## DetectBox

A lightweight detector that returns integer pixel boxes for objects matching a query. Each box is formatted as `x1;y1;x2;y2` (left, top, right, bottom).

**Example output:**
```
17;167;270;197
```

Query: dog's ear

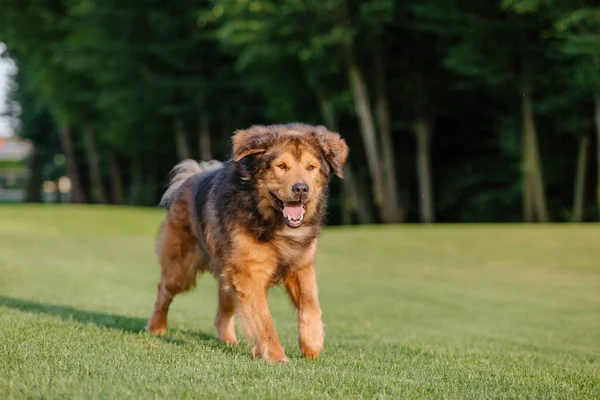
231;126;276;162
312;126;349;179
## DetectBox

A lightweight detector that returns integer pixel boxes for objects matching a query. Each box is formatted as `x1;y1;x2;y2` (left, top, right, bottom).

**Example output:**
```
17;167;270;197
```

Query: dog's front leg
231;270;288;363
285;265;324;360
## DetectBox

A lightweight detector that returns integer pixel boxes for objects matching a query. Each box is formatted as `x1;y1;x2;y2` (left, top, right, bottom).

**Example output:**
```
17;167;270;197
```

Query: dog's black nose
292;183;309;195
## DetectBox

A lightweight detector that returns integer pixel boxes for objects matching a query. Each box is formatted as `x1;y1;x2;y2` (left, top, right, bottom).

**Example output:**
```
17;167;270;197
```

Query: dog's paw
299;320;324;360
215;325;238;346
222;337;239;346
147;326;167;336
300;345;322;360
251;344;289;363
146;318;168;336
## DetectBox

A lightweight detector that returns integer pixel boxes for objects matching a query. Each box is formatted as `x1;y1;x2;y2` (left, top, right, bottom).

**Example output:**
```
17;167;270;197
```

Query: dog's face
232;124;349;228
263;139;324;228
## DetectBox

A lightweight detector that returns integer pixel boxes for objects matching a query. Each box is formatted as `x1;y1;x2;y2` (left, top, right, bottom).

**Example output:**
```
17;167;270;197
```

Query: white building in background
0;137;32;202
0;137;31;160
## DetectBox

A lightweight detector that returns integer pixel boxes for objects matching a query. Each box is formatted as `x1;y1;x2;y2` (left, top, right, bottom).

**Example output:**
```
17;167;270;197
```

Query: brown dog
146;123;349;362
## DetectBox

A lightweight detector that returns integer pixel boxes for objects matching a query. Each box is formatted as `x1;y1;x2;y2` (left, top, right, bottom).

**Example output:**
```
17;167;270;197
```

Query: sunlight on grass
0;205;599;398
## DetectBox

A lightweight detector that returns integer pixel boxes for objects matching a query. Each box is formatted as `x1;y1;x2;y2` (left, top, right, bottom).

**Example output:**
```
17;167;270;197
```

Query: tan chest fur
225;227;317;282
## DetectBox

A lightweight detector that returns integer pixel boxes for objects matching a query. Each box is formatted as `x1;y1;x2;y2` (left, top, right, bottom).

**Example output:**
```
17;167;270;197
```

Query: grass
0;204;598;399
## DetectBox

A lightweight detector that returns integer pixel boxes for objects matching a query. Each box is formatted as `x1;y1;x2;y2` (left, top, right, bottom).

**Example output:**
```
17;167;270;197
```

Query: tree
213;0;405;223
3;0;599;225
553;4;600;219
417;0;554;222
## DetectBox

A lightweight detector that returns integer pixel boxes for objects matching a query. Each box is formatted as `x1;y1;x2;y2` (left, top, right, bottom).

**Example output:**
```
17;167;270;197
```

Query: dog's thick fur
146;123;349;362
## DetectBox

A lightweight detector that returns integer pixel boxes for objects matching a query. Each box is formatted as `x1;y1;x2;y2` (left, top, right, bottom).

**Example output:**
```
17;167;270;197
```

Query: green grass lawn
0;205;598;399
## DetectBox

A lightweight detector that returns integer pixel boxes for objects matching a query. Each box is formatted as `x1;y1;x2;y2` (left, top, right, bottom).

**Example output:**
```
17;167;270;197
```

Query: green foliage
556;6;600;92
500;0;545;14
1;0;600;221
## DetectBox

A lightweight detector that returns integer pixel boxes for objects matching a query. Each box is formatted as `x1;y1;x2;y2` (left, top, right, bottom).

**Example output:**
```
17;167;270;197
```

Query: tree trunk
108;149;124;204
416;116;435;223
522;157;534;223
346;53;388;222
198;111;213;161
572;133;589;222
59;125;86;203
83;125;108;204
24;144;43;203
522;106;534;223
374;50;403;223
315;86;373;225
341;196;352;225
595;91;600;220
342;166;373;225
522;90;549;222
174;118;192;161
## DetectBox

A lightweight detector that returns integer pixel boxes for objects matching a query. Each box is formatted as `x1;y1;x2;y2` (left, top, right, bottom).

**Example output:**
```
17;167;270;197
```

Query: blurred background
0;0;599;225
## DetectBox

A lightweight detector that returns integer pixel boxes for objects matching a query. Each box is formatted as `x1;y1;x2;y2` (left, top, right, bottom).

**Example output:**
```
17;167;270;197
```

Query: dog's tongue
283;203;305;220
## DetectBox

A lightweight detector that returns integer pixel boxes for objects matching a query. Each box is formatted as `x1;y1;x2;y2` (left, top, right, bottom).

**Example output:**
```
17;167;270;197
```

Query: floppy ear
312;126;349;179
231;126;276;162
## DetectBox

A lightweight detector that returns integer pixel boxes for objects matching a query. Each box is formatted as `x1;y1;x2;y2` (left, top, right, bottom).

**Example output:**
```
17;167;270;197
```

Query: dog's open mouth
271;193;306;228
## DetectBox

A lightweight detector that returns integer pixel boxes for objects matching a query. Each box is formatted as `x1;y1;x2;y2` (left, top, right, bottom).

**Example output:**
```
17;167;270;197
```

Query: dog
146;123;349;362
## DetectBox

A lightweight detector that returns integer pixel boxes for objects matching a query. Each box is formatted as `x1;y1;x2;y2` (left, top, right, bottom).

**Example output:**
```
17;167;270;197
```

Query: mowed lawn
0;205;598;399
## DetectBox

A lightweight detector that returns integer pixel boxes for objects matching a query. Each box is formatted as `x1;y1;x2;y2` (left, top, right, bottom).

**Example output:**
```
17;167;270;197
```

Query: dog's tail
159;159;223;208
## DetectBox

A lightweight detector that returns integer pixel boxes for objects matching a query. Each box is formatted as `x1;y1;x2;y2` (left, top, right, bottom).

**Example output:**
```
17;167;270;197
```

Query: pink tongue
283;203;305;220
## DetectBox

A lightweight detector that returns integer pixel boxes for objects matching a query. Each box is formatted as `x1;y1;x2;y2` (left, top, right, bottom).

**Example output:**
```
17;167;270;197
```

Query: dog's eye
277;163;287;170
307;165;316;171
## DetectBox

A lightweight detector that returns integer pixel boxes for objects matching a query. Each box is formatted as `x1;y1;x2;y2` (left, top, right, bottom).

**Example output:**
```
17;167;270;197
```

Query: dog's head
232;123;349;228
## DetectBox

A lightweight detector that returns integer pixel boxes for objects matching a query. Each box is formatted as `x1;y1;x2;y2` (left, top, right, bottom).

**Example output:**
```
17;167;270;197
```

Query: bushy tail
159;159;223;208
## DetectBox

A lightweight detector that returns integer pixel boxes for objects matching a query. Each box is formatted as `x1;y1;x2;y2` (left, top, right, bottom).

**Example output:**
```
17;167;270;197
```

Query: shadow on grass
0;295;229;350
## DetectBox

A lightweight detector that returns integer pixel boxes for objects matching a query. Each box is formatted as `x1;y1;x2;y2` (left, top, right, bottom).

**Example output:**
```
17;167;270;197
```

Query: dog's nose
292;183;309;195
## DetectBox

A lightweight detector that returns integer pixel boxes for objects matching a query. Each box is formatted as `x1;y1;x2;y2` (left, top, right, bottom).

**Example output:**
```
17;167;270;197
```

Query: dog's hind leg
147;220;201;336
214;278;238;345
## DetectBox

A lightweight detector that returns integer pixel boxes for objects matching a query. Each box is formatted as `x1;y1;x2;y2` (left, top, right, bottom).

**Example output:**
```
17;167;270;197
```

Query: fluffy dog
146;123;349;362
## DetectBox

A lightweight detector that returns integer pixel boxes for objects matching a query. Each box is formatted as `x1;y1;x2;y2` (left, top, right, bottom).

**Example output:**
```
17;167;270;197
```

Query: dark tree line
1;0;599;224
